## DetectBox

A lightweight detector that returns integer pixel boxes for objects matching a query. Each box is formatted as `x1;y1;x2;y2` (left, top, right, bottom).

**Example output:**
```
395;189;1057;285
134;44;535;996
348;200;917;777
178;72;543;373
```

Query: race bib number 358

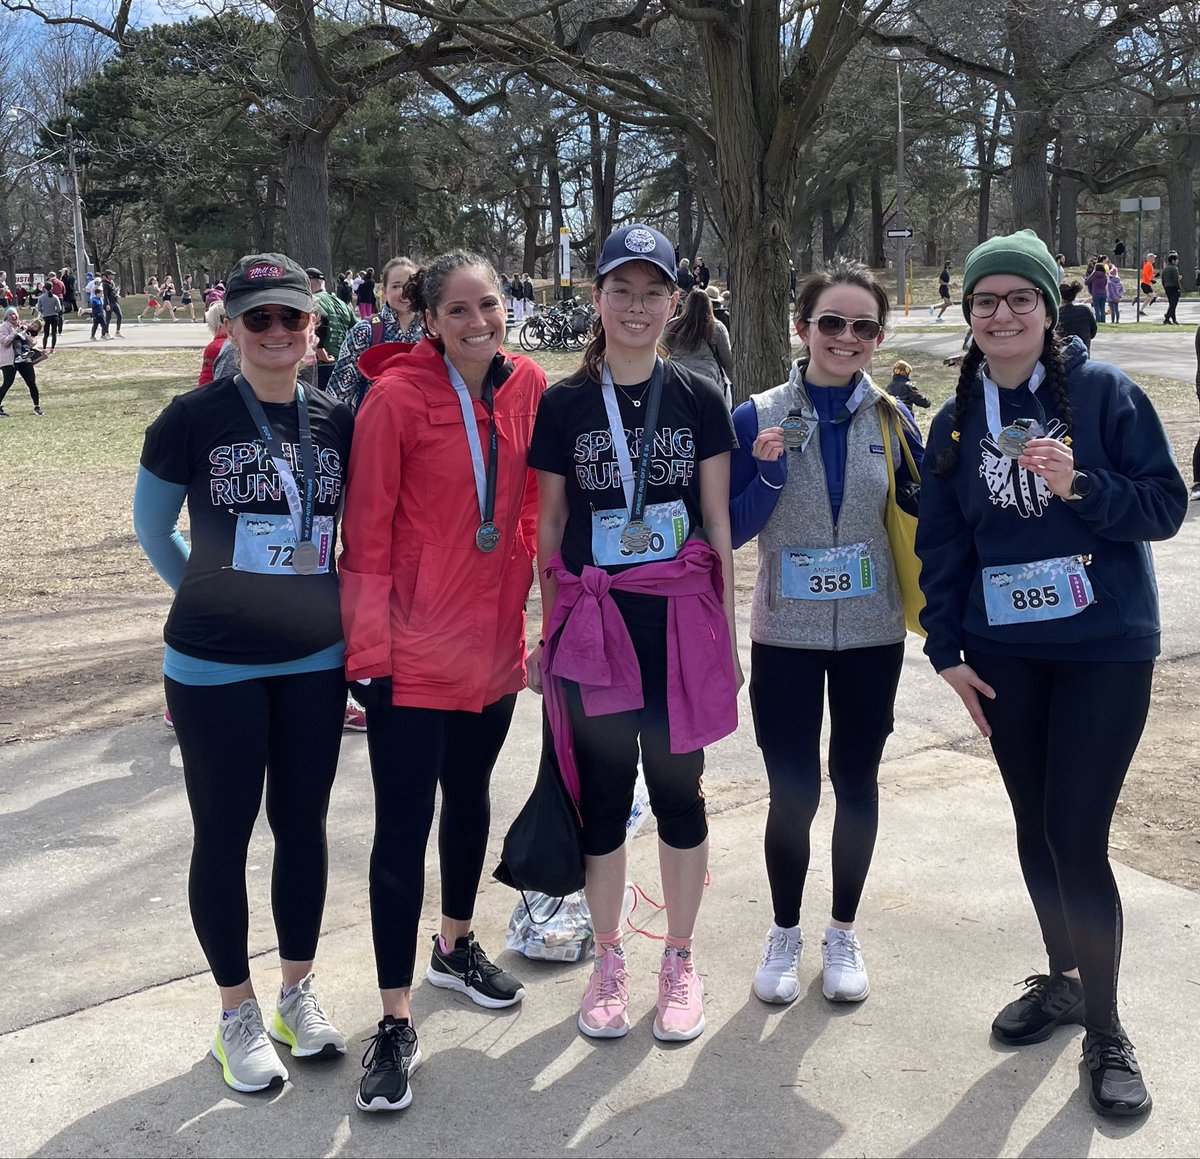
781;543;877;601
232;513;334;575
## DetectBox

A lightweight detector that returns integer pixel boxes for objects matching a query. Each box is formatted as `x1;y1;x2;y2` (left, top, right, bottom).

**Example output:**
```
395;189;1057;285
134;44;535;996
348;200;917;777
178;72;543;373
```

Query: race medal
291;539;320;574
996;418;1044;459
475;520;501;553
781;411;810;449
620;519;653;554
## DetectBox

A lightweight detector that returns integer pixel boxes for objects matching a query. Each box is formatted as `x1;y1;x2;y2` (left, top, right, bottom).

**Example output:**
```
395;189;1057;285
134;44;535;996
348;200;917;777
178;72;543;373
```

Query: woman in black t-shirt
529;224;740;1046
134;253;353;1095
356;268;377;318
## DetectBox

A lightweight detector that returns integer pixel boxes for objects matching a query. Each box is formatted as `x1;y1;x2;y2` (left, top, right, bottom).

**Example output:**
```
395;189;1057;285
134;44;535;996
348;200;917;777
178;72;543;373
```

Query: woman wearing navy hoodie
916;231;1187;1119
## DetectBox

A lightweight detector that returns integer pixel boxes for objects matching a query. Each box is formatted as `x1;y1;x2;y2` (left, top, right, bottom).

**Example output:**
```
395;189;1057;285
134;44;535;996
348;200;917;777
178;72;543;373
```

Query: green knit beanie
961;229;1060;327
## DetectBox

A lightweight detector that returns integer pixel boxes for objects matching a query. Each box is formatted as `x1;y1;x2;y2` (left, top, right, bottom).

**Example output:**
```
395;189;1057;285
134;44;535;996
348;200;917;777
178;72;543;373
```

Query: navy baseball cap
597;224;677;282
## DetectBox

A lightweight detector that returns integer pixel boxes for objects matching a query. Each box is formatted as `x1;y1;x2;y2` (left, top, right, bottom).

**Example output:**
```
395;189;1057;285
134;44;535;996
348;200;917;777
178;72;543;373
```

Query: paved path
2;514;1199;1157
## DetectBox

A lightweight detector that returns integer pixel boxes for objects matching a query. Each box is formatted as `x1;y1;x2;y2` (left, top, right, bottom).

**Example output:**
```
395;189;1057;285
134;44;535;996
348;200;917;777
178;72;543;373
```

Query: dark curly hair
406;251;502;344
934;327;1074;478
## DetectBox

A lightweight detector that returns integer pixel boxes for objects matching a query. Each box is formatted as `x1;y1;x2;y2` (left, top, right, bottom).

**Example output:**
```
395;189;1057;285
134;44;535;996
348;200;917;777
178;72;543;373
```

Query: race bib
981;555;1094;626
591;499;689;567
781;543;877;600
232;513;334;575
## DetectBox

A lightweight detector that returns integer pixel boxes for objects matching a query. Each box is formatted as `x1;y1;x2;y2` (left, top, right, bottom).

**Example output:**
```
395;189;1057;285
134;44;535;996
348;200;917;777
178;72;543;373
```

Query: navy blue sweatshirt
916;339;1187;671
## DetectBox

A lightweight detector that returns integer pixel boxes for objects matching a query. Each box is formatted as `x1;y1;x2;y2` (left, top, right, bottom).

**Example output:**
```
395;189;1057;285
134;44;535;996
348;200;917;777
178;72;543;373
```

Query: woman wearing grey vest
729;258;923;1009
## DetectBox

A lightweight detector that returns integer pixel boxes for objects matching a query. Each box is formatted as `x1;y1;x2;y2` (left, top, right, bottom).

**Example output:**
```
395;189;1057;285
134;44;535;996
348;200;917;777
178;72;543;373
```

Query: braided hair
933;327;1073;479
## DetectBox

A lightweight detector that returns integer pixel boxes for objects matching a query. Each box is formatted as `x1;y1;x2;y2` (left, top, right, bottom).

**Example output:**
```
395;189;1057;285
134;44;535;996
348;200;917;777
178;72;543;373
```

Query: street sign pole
1120;196;1160;322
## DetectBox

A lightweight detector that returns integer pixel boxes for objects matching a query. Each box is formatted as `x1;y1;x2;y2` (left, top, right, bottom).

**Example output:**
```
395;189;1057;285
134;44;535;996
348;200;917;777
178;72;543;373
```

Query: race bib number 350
232;513;334;575
591;499;688;566
781;543;877;601
982;555;1094;626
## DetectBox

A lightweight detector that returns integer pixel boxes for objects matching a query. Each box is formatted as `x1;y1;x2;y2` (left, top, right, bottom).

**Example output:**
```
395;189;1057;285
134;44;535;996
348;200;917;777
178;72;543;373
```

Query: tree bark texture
870;171;884;268
1165;127;1198;291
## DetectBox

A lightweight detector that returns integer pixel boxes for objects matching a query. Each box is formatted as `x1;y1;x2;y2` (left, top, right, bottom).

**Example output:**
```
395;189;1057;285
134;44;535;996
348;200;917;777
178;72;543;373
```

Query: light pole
7;106;89;300
889;48;906;312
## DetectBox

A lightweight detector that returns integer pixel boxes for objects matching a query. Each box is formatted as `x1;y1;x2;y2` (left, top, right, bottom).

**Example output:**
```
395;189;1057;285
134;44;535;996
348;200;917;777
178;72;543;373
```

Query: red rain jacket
339;338;545;711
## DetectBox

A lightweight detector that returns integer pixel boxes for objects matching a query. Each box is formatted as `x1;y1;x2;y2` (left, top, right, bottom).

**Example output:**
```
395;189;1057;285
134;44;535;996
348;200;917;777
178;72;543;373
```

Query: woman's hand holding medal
1017;436;1075;499
752;427;786;462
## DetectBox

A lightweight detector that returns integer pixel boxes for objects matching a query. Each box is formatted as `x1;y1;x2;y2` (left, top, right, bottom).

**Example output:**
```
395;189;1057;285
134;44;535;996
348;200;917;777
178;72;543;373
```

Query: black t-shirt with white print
529;361;735;617
140;375;354;664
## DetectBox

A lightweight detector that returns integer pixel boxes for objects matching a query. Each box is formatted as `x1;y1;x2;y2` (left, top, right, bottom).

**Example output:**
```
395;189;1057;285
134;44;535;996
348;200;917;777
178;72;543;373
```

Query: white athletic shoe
821;928;870;1002
270;973;346;1057
753;922;803;1004
1190;483;1200;502
212;999;289;1092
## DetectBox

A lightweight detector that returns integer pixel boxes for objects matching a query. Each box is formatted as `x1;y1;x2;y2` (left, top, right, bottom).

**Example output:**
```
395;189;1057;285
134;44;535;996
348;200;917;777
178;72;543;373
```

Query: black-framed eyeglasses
966;288;1042;318
805;314;883;341
600;287;673;314
241;307;312;333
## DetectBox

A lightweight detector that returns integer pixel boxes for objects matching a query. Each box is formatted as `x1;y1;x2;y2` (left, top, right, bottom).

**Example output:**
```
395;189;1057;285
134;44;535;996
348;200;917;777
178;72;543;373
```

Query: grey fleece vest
749;366;908;651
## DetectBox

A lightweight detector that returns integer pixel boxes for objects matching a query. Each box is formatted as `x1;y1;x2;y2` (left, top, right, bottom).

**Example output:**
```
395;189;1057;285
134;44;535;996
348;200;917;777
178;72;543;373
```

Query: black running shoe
991;973;1085;1045
426;932;526;1009
356;1016;422;1112
1083;1027;1152;1117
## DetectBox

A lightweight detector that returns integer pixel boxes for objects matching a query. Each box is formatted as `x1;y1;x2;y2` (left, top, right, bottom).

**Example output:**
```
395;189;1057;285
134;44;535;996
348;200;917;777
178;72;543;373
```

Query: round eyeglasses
966;288;1042;318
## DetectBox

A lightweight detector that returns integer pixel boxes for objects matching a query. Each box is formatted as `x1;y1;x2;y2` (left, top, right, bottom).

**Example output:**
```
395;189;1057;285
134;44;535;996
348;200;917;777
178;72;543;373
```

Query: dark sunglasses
806;314;883;341
241;307;312;333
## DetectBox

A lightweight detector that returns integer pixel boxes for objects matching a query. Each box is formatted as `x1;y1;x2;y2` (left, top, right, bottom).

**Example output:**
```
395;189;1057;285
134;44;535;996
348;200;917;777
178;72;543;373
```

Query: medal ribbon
983;362;1046;443
235;375;315;545
445;355;499;528
600;359;664;521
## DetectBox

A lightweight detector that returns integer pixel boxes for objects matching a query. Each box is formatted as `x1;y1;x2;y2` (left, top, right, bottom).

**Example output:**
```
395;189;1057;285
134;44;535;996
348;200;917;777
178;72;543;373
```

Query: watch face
1072;472;1092;498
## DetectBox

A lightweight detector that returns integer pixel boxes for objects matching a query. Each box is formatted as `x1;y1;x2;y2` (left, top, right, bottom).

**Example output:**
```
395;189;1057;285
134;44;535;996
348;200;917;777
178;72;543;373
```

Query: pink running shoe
654;945;705;1042
578;945;630;1039
343;703;367;732
163;707;174;729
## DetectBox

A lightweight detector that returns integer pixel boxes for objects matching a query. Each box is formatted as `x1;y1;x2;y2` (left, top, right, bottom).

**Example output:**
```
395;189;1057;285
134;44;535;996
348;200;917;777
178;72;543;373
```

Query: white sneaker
270;973;347;1057
1190;483;1200;502
822;928;869;1002
927;304;935;316
212;999;289;1092
753;922;803;1004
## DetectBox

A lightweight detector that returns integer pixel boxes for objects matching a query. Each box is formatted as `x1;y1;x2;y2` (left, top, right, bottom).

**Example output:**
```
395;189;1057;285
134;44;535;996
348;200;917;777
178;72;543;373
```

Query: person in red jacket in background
196;300;229;387
338;250;546;1115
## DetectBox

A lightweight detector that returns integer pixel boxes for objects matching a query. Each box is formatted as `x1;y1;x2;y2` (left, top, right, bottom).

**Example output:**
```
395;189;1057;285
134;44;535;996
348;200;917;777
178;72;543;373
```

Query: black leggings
1164;287;1180;323
106;302;123;333
164;667;346;988
0;364;39;408
750;640;904;928
366;693;517;989
564;607;708;857
966;650;1154;1033
1193;383;1200;486
41;315;61;348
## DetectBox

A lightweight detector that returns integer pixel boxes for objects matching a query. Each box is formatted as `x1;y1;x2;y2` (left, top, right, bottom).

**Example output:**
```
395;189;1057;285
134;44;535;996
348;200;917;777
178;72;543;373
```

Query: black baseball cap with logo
597;224;677;283
223;253;314;319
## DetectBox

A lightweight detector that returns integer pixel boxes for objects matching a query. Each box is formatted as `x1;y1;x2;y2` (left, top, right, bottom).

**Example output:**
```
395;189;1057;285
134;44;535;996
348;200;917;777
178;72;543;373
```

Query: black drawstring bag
493;708;585;898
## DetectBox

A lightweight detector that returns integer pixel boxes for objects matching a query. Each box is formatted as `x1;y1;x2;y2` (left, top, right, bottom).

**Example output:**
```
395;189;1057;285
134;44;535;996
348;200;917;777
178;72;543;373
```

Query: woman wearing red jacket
339;251;545;1114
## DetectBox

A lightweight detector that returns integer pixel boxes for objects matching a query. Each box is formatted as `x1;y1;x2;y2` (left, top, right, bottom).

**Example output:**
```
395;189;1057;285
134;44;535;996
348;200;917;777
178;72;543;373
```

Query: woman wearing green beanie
915;229;1187;1118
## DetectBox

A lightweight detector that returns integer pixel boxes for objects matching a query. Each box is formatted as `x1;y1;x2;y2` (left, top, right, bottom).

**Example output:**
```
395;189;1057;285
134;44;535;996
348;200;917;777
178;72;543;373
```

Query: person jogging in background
139;278;162;322
929;260;954;320
916;230;1186;1120
339;251;545;1114
133;253;354;1095
730;258;923;1012
1139;254;1158;311
529;223;740;1046
179;275;196;321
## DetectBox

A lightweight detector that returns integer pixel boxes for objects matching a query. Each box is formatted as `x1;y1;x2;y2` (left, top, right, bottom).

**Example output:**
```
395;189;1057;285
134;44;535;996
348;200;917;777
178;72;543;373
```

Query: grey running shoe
821;928;870;1002
212;999;289;1092
270;973;346;1058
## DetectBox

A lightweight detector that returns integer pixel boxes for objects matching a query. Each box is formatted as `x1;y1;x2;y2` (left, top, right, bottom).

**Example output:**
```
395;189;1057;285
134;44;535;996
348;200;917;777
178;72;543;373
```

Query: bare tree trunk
1057;136;1081;265
521;204;540;277
870;171;884;268
1166;128;1198;291
1009;99;1053;243
678;146;696;260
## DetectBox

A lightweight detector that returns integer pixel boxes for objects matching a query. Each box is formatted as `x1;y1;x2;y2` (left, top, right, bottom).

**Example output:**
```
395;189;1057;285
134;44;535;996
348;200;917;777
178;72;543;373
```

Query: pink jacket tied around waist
542;537;738;806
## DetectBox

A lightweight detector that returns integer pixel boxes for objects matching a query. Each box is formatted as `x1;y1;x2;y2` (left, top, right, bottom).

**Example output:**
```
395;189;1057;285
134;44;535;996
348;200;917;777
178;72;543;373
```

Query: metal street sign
1120;197;1161;212
886;228;914;238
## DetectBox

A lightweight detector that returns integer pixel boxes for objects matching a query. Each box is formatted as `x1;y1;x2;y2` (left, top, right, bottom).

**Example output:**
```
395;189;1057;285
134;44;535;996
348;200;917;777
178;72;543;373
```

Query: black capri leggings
164;666;346;988
564;604;708;858
966;650;1154;1033
41;315;62;348
750;640;904;928
0;364;40;409
366;693;517;989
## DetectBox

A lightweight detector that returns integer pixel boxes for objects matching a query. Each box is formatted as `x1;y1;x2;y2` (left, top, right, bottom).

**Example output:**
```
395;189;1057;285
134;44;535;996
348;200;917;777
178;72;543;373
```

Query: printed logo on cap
247;263;285;279
624;228;658;254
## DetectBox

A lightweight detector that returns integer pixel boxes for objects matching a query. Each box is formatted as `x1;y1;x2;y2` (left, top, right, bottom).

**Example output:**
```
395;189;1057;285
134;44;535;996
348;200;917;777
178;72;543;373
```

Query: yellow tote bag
879;407;927;637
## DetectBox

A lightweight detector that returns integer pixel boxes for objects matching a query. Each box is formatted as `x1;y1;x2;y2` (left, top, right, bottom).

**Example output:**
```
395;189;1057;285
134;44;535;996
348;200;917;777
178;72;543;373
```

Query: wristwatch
1065;471;1092;501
